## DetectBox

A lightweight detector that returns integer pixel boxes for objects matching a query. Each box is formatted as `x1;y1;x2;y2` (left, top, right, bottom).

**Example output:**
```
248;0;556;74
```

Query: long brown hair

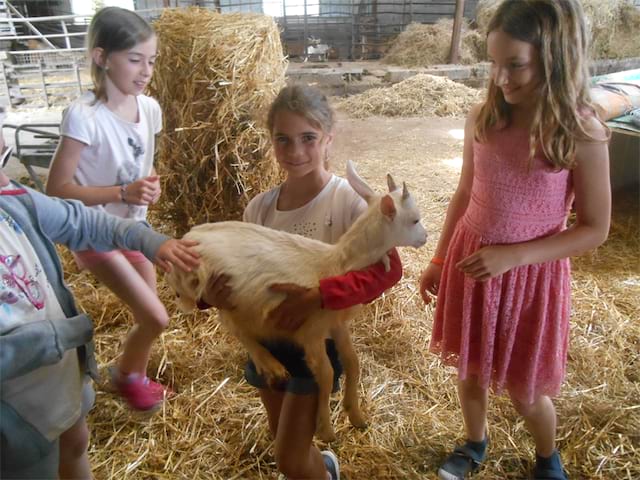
475;0;606;169
87;7;154;103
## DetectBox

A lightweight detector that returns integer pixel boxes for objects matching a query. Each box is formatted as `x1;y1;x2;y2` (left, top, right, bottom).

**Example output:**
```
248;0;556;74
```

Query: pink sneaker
110;368;172;411
145;377;174;398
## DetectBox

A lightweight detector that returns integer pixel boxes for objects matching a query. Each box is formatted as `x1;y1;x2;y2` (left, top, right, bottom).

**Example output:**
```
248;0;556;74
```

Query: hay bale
383;19;484;67
148;8;286;236
476;0;640;60
335;74;483;118
582;0;640;59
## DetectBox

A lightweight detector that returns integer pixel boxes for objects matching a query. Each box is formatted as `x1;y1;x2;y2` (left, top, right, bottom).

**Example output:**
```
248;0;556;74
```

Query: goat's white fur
166;161;427;441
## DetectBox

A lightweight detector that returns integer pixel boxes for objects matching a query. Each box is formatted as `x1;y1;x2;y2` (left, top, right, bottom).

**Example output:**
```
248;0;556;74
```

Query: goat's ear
402;182;410;201
380;194;396;220
346;160;375;203
387;173;397;192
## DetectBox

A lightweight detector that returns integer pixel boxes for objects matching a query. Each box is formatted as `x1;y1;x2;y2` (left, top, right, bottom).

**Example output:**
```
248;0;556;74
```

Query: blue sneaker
321;450;340;480
438;439;487;480
533;450;568;480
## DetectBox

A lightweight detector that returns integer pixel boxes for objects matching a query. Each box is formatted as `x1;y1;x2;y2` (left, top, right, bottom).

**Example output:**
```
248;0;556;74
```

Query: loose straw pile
335;74;483;118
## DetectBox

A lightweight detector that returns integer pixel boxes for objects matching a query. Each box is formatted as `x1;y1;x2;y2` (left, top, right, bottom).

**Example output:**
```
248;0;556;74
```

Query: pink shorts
73;249;148;270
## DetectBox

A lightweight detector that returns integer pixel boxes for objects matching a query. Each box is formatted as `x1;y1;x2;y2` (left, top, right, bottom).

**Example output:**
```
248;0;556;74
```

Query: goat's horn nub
402;181;409;200
386;173;397;192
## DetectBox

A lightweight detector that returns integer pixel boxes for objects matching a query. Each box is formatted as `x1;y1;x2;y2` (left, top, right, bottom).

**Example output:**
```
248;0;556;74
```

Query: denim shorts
245;339;343;395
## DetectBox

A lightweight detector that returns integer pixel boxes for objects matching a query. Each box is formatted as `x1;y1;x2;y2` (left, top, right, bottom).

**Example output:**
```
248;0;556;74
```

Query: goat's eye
413;219;420;225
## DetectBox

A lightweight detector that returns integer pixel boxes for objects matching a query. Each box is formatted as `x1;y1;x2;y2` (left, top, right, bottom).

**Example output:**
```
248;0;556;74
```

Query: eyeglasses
0;254;44;310
1;146;12;168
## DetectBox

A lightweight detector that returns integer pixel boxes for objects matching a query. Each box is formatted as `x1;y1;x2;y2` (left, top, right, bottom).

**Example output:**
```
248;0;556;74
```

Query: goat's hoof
347;409;368;429
316;424;336;443
256;361;289;386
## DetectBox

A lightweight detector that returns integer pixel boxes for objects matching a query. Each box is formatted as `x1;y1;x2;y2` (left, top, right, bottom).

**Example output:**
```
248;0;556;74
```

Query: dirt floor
3;110;639;479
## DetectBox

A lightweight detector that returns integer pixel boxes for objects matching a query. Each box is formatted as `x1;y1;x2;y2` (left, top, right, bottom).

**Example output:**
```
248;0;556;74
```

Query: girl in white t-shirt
200;85;403;480
47;7;170;413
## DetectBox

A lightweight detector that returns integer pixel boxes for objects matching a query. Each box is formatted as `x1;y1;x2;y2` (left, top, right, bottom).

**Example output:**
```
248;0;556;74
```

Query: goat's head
346;160;427;249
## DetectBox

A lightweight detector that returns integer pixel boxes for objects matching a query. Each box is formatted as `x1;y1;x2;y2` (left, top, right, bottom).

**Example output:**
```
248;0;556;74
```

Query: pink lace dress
430;126;574;404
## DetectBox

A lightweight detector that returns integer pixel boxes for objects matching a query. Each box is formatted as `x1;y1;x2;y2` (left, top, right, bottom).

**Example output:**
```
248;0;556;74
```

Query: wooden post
350;0;355;60
303;0;308;57
448;0;465;64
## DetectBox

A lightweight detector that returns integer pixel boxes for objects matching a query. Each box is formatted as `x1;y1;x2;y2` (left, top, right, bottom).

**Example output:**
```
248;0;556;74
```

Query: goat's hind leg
332;324;367;429
303;339;336;442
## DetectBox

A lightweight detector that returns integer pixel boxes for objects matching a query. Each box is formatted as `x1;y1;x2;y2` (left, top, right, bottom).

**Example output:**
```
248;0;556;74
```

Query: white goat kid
166;161;427;441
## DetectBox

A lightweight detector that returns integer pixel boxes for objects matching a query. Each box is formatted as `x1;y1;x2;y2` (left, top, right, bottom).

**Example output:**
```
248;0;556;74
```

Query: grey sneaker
321;450;340;480
533;450;568;480
438;439;487;480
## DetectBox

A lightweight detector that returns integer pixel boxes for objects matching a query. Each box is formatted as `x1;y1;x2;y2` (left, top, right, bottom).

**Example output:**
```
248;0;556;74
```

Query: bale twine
335;74;483;118
148;8;287;236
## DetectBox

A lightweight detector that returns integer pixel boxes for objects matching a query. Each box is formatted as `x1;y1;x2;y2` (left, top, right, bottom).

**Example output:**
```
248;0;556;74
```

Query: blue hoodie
0;181;168;471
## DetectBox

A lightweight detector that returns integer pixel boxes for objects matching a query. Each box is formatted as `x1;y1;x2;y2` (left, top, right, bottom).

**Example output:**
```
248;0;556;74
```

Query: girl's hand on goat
201;273;235;310
155;239;200;273
268;283;323;331
456;244;519;281
419;264;441;304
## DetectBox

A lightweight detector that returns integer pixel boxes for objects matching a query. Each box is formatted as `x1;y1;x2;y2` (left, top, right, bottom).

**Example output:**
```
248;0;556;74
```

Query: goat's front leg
331;323;367;429
303;338;336;442
219;312;288;385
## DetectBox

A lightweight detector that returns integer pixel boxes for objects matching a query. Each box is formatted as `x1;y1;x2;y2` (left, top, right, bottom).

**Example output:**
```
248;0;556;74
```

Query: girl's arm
30;188;198;271
46;136;160;206
266;248;403;330
420;104;478;303
457;117;611;281
46;136;122;205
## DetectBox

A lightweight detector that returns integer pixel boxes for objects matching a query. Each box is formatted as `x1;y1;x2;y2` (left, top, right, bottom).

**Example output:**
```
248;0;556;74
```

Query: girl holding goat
200;85;404;480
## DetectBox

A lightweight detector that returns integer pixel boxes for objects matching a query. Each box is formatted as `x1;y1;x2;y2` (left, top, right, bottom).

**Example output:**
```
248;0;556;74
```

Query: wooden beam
448;0;465;64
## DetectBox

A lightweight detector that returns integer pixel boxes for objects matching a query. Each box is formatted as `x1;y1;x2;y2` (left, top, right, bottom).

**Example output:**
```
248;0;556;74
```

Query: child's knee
510;394;548;417
138;307;169;334
59;420;89;460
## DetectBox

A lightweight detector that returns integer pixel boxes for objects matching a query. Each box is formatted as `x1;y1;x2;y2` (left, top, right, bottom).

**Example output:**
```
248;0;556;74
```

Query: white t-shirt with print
243;175;366;244
60;91;162;221
0;187;83;440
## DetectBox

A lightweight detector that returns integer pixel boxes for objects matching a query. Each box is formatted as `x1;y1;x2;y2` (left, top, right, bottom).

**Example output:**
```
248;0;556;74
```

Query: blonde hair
475;0;606;169
87;7;154;103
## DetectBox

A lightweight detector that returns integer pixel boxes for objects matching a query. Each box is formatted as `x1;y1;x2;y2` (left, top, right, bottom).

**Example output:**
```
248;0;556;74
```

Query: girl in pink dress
420;1;611;479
